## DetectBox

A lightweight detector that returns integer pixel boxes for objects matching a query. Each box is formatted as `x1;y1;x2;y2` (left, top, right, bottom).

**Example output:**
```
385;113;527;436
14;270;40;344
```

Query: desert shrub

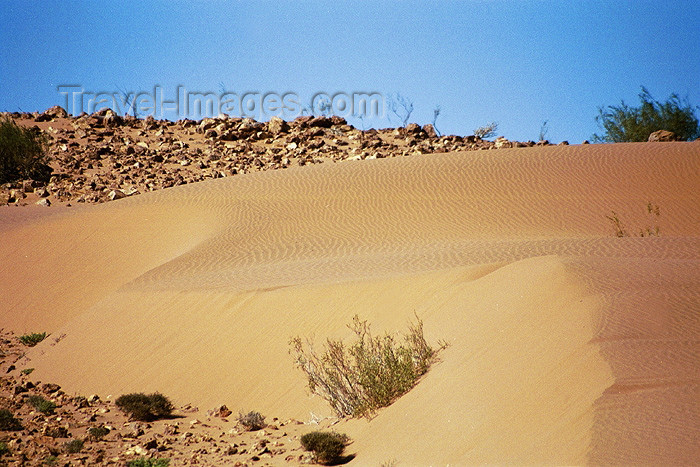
21;368;34;375
290;315;447;418
64;438;84;454
593;86;700;142
300;431;350;465
606;202;661;237
45;455;59;465
473;122;498;139
126;458;170;467
0;409;22;431
28;395;56;415
0;441;8;456
0;116;51;184
19;332;48;347
237;411;266;431
87;425;110;440
115;393;174;421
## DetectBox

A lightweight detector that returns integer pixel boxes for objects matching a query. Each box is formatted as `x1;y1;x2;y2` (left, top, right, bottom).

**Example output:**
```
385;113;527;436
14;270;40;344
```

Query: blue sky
1;1;698;143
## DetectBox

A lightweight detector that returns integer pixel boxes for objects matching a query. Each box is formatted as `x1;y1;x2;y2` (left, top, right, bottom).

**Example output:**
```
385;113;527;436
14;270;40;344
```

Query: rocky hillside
0;329;345;466
1;106;563;207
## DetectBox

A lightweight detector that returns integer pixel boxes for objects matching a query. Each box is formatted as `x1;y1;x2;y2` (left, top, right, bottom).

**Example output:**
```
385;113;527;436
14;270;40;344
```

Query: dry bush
290;315;447;418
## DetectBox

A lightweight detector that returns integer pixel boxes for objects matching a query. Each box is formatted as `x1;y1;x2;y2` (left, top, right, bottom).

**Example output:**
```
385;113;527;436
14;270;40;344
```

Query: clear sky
1;1;698;143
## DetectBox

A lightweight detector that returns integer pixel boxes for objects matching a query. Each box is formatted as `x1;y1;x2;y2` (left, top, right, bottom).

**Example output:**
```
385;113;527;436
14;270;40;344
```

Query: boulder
422;124;438;138
267;117;289;135
648;130;677;142
36;106;69;121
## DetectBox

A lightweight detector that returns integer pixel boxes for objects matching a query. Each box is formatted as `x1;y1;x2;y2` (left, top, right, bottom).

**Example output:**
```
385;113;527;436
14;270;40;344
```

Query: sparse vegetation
474;122;498;139
237;411;266;431
300;431;350;465
87;425;110;441
0;116;51;184
115;393;174;421
593;86;700;142
0;441;8;456
0;409;22;431
18;332;48;347
44;454;59;465
387;93;414;127
64;438;84;454
290;315;448;418
28;395;56;415
126;457;170;467
606;202;661;237
21;368;35;375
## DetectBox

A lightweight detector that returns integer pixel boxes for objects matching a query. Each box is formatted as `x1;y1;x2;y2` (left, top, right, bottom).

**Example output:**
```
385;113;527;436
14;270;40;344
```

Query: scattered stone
648;129;677;142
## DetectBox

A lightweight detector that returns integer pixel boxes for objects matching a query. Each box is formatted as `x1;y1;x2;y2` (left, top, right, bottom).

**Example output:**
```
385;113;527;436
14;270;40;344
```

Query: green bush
593;86;700;142
291;315;447;418
0;409;22;431
237;411;266;431
115;393;174;421
64;438;84;454
19;332;48;347
126;458;170;467
300;431;350;465
87;425;110;440
0;116;51;184
0;441;8;456
28;395;56;415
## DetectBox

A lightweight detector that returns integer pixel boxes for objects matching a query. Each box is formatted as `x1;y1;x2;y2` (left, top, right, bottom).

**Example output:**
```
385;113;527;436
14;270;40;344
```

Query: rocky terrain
1;106;565;208
0;329;348;466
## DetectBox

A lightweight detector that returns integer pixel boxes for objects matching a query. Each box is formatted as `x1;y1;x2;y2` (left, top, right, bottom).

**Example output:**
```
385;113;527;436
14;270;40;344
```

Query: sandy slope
1;142;699;464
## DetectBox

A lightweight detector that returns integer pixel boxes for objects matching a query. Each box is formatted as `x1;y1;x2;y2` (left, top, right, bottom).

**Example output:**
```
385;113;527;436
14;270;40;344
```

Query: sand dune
1;142;699;464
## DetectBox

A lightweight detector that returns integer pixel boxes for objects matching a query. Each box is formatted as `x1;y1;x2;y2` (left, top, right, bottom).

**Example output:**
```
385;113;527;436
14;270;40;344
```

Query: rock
267;117;289;135
422;124;438;138
36;106;69;121
208;405;232;418
494;136;512;149
41;382;61;394
35;187;50;198
558;141;569;145
404;123;422;135
122;422;145;438
108;190;126;201
8;189;25;203
36;198;51;207
648;130;677;142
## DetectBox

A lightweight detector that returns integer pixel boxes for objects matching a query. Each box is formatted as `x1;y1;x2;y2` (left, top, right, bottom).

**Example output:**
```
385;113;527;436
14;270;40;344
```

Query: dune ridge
1;142;699;464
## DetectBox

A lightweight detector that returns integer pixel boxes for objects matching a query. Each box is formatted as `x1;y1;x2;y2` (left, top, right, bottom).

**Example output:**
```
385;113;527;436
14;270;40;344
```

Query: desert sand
1;141;699;464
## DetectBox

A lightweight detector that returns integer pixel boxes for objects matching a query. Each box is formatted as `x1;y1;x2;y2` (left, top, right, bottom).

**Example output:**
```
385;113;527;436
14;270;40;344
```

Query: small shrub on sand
126;458;170;467
87;425;110;441
28;395;56;415
19;332;48;347
300;431;350;465
290;314;447;418
115;393;174;421
64;438;84;454
0;441;9;456
237;411;266;431
0;409;22;431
